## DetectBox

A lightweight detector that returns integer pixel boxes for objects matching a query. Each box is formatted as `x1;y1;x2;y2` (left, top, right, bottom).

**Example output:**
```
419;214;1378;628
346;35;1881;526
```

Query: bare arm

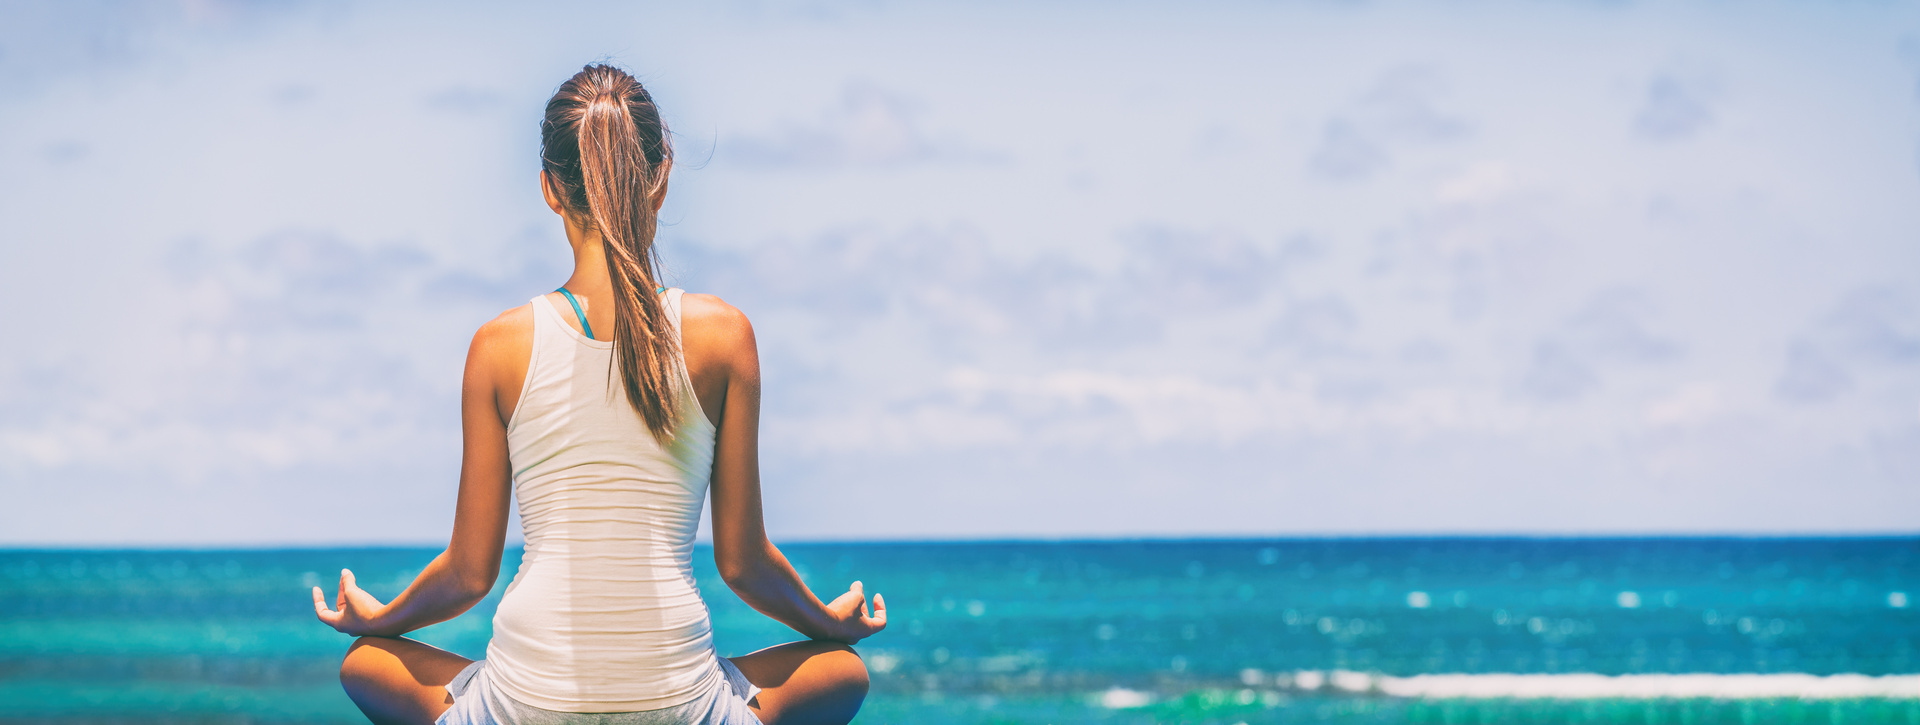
695;299;886;644
312;312;523;636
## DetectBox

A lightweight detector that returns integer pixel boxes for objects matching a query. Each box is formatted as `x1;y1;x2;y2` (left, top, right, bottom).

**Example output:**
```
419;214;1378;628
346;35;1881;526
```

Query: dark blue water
1;538;1915;723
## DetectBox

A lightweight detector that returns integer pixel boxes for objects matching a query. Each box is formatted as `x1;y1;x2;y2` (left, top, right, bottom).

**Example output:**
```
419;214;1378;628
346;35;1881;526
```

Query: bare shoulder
472;304;534;354
465;305;536;424
466;304;535;387
679;293;756;372
680;293;754;347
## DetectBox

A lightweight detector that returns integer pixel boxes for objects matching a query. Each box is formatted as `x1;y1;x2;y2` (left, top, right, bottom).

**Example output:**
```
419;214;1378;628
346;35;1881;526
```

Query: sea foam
1308;672;1920;699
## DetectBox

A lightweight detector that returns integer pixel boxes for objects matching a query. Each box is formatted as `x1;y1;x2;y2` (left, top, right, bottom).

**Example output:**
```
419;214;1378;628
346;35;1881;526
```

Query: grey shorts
435;658;763;725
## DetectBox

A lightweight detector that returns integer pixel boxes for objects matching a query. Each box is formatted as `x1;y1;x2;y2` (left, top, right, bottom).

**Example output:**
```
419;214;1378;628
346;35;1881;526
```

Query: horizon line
4;530;1918;551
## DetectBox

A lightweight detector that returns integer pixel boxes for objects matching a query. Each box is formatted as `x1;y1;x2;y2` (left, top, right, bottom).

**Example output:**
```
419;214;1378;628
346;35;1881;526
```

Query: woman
311;65;886;725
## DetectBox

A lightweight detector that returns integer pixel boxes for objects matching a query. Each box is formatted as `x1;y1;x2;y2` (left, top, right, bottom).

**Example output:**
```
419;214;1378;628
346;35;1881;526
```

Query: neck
561;225;614;299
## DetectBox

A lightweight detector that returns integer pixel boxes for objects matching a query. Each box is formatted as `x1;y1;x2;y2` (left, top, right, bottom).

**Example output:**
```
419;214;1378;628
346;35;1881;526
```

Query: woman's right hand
822;581;887;644
313;568;390;636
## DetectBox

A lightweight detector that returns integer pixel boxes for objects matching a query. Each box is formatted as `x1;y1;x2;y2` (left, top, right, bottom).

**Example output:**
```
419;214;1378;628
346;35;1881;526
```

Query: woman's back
485;289;722;712
317;64;881;725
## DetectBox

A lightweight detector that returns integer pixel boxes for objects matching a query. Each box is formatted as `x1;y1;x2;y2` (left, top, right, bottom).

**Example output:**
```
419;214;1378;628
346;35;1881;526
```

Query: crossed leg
728;641;871;725
337;637;868;725
339;636;472;725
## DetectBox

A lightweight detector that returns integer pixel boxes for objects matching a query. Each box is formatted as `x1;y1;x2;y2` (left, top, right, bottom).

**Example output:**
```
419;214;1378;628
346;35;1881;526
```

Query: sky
0;0;1917;545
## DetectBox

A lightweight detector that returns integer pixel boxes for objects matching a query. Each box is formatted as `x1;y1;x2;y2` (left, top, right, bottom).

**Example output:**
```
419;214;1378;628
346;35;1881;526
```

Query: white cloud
778;368;1536;453
1435;161;1514;206
1310;66;1471;181
0;229;512;507
724;82;994;168
1643;382;1725;428
1634;73;1717;142
3;0;1919;542
1775;287;1920;404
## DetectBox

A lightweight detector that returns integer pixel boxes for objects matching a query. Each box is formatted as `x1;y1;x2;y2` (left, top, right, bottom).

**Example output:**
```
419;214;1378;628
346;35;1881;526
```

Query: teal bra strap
555;287;669;340
556;287;594;340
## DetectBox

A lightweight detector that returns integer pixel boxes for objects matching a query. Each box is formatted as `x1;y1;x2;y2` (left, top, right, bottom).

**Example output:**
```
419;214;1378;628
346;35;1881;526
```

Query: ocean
2;538;1915;723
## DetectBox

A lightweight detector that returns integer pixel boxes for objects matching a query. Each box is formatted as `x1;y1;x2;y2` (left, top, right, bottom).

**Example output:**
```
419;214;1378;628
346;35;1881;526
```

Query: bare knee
340;636;390;689
798;643;869;725
820;643;870;697
734;641;874;725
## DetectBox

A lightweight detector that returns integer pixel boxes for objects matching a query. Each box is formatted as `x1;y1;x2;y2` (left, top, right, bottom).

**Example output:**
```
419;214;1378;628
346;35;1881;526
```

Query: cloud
1359;178;1557;324
774;368;1534;455
1310;66;1471;181
1118;226;1290;310
1559;290;1682;365
1818;289;1920;363
425;86;503;114
40;140;88;164
1634;72;1716;142
1774;287;1920;403
1434;161;1514;206
1642;382;1725;428
0;0;321;101
6;0;1919;540
1311;120;1390;180
724;83;992;168
1190;123;1254;160
673;223;1561;456
675;222;1331;371
1519;290;1680;401
269;83;316;107
1775;343;1852;403
1520;341;1599;401
1265;295;1360;359
0;229;541;482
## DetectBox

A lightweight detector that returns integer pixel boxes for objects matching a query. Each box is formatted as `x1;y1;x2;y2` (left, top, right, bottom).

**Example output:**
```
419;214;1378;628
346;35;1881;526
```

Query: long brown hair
541;64;680;439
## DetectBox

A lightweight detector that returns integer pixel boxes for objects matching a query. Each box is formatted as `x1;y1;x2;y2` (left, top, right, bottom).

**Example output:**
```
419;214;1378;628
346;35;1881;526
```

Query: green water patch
858;692;1920;724
1397;696;1920;725
4;681;1918;724
0;680;357;723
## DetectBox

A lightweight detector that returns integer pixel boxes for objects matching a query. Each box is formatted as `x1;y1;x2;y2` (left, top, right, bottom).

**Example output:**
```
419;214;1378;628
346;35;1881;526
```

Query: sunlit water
2;538;1915;723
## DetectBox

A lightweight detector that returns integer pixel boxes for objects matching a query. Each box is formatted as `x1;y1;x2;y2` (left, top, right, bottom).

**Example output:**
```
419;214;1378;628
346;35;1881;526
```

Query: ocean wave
1300;671;1920;699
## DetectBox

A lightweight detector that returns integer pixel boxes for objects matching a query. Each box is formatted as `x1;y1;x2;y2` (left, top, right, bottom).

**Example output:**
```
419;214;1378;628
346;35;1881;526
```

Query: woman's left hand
821;580;887;644
313;568;390;636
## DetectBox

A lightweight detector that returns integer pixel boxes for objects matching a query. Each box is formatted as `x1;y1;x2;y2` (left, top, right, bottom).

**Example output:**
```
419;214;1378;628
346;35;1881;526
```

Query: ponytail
541;65;680;440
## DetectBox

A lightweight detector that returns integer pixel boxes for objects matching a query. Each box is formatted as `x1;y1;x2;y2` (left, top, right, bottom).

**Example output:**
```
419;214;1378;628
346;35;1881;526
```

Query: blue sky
1;0;1917;545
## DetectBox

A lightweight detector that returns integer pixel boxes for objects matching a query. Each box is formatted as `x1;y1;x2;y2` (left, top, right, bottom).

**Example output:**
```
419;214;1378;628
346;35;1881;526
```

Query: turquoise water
2;538;1916;723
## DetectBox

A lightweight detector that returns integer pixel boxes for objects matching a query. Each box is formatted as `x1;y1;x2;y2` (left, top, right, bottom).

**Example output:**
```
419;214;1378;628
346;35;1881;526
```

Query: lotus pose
312;65;885;725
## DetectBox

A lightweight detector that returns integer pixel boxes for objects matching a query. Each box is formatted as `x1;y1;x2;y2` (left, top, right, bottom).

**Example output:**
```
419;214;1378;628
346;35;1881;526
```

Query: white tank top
484;288;723;712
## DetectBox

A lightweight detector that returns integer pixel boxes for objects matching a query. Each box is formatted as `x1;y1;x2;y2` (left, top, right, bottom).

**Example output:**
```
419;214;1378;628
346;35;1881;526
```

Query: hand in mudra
824;581;887;644
313;569;387;636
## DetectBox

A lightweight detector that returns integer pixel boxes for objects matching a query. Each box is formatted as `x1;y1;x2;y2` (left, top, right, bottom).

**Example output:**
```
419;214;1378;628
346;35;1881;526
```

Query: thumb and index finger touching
846;580;887;632
311;569;357;625
866;592;888;630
